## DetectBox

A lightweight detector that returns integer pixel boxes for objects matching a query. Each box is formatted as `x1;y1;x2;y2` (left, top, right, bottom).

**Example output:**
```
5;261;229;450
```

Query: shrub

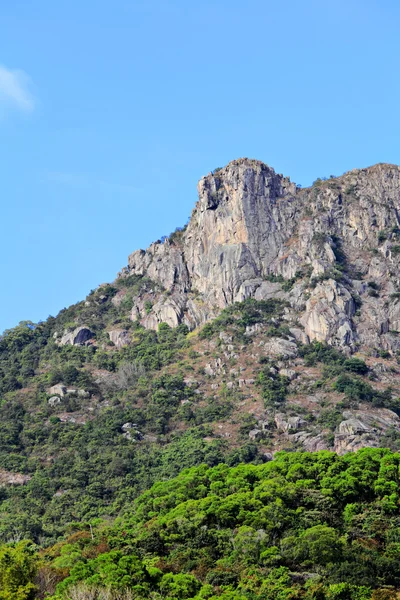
378;231;387;243
198;298;288;340
144;301;152;314
343;358;368;375
257;369;290;407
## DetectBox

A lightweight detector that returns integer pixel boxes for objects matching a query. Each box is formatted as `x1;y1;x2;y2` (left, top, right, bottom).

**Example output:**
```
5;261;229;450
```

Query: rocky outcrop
47;384;88;398
334;408;400;454
275;413;308;432
0;470;31;486
292;432;329;452
300;279;355;348
121;422;143;441
279;368;297;380
48;384;67;397
48;396;61;407
117;159;400;353
58;326;94;346
263;338;298;359
108;329;130;348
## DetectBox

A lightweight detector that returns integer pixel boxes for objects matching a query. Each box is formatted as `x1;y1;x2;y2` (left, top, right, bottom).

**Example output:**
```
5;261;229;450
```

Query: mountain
119;158;400;353
2;159;400;598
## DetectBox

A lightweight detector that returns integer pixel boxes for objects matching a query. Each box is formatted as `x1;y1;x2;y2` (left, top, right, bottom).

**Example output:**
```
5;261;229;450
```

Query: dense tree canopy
3;448;400;599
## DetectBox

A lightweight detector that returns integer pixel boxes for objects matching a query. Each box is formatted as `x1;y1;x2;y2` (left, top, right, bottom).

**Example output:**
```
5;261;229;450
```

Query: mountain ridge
111;158;400;356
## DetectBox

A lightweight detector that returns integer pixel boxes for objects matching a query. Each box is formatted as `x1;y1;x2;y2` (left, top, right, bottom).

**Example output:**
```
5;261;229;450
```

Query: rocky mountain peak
120;159;400;354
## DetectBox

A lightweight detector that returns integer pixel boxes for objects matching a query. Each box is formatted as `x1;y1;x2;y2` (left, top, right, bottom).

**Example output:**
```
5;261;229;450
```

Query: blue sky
1;0;400;332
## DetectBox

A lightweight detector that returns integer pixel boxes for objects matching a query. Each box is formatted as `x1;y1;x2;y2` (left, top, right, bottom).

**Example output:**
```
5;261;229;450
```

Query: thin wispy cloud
0;64;35;115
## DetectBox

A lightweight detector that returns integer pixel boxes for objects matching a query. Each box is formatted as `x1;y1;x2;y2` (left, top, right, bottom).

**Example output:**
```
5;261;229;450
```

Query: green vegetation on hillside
1;296;400;547
0;296;283;545
2;286;400;599
3;449;400;599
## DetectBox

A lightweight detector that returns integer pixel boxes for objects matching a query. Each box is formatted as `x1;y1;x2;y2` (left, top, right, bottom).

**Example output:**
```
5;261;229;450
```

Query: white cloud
0;64;34;114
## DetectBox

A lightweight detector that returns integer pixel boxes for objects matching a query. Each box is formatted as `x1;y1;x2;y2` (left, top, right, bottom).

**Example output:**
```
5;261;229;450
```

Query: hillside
4;449;400;599
2;159;400;598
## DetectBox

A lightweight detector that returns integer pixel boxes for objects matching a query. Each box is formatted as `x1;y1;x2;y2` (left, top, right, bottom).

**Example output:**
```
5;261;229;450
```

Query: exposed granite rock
263;338;298;359
279;368;297;380
245;323;264;336
141;293;186;330
289;327;309;344
300;279;355;348
238;378;255;387
0;470;31;486
275;413;308;432
292;432;329;452
122;159;299;329
334;408;400;454
58;326;94;346
121;422;143;441
64;388;90;398
115;159;400;353
184;378;199;387
249;428;264;440
108;329;130;348
48;384;67;397
48;385;89;399
338;418;370;435
334;432;380;455
48;396;61;407
57;413;88;425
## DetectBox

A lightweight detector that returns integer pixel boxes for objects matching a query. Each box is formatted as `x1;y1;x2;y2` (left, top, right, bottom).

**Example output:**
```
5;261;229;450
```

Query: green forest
3;448;400;599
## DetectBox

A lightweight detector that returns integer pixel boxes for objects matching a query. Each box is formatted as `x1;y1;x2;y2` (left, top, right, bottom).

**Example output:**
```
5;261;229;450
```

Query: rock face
48;384;67;397
263;338;298;359
0;470;31;486
108;329;130;348
300;279;355;348
58;326;94;346
334;408;400;454
117;159;400;352
275;413;308;432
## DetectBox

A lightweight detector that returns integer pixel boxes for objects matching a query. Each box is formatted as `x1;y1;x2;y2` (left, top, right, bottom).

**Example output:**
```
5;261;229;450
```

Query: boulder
245;323;264;336
338;418;371;435
184;378;199;387
219;332;233;343
275;413;308;432
334;408;400;454
108;329;130;348
238;378;255;387
279;368;297;380
263;338;298;359
121;422;137;431
48;396;61;407
290;431;330;452
59;326;94;346
48;384;67;397
334;433;379;455
249;428;263;440
0;470;31;486
289;327;309;344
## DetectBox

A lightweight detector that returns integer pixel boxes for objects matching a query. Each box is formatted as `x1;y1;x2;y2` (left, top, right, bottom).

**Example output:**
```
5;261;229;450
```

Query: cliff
119;158;400;354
